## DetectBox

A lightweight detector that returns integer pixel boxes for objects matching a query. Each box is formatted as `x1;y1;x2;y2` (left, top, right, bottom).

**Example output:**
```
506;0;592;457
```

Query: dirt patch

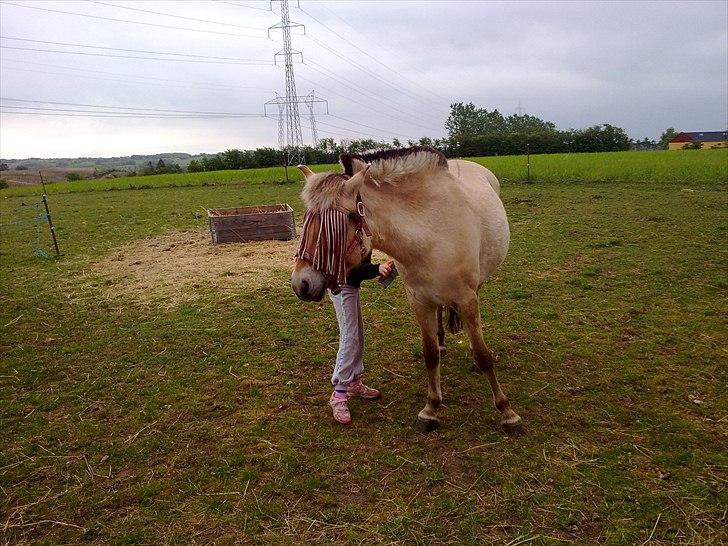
92;229;297;307
1;167;97;187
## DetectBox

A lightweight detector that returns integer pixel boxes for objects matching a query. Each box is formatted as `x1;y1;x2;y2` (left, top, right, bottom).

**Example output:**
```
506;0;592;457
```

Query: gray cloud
0;0;726;158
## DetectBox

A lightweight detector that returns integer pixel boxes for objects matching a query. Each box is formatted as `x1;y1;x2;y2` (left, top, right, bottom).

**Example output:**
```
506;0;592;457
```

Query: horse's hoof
501;416;524;436
438;346;447;357
416;416;440;432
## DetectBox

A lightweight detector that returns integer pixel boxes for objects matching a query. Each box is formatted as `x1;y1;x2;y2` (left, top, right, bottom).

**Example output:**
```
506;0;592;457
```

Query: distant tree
0;179;8;189
445;102;483;141
66;172;83;181
346;139;385;153
631;137;659;151
505;113;556;133
0;163;9;171
253;147;283;167
221;149;244;170
418;137;433;146
15;165;28;170
392;138;401;148
660;127;678;149
156;159;166;172
682;140;702;150
187;159;203;173
201;155;225;171
141;161;155;175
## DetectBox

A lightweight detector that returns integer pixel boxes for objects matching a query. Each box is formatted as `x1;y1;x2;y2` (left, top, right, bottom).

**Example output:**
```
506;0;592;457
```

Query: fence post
39;172;60;256
526;144;531;182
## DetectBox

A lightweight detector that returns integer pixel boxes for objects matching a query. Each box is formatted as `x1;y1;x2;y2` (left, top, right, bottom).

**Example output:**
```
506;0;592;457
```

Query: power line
0;45;274;66
2;65;271;95
295;72;441;138
313;3;451;104
317;118;416;141
1;106;240;118
0;37;273;64
0;59;272;91
315;126;392;143
261;113;395;143
0;109;264;119
297;5;449;107
220;1;273;14
302;59;442;128
305;34;424;107
1;98;265;116
0;1;268;39
87;1;263;31
300;62;442;134
326;114;420;141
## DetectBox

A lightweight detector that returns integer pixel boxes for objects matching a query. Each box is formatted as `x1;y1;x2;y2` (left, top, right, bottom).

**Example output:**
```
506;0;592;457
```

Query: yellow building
668;131;728;150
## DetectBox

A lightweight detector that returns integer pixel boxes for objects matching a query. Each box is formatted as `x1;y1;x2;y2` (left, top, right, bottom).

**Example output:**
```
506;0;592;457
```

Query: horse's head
292;163;372;302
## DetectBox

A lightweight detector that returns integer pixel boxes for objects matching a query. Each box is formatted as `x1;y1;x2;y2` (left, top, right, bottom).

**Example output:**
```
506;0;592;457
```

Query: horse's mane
340;146;448;184
300;172;349;212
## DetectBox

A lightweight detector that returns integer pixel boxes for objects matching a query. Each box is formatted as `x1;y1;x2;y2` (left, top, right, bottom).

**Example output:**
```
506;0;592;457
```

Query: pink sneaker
329;392;351;425
347;380;381;400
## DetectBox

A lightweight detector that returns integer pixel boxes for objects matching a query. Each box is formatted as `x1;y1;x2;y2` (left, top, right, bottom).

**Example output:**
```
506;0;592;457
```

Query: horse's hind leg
411;301;442;431
459;292;522;432
437;306;446;356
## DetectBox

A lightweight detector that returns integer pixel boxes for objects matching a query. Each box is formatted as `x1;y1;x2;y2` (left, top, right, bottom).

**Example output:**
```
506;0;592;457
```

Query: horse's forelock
300;172;349;212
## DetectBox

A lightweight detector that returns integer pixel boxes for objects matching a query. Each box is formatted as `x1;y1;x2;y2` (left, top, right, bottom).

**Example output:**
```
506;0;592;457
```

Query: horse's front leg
458;291;523;432
411;300;442;432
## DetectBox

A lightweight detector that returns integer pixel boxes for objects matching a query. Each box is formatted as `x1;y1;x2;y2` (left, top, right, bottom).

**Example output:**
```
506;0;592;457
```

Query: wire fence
0;199;54;258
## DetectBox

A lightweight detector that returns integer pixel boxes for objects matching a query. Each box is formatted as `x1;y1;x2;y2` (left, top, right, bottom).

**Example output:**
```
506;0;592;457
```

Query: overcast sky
1;0;726;159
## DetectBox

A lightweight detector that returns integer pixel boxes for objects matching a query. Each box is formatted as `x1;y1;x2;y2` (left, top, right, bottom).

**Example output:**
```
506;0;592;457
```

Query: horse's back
447;159;500;195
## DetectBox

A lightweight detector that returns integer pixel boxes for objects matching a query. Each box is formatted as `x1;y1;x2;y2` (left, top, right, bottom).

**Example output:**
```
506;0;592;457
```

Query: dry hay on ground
92;229;297;307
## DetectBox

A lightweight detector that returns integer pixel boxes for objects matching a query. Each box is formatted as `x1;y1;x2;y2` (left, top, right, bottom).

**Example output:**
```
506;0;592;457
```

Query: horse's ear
297;165;314;180
343;163;370;196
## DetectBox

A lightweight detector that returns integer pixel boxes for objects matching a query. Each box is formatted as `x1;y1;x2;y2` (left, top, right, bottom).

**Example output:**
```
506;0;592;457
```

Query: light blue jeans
328;285;364;390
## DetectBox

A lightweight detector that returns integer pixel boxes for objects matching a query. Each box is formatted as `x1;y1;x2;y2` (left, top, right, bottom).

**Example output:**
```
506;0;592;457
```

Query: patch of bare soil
1;167;97;187
92;229;297;307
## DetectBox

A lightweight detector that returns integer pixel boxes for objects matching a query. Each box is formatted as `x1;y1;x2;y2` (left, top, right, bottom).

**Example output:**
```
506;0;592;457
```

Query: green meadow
2;149;726;196
1;150;726;543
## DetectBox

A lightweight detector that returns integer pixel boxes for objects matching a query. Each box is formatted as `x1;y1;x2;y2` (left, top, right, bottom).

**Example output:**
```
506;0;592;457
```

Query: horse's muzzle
291;267;327;302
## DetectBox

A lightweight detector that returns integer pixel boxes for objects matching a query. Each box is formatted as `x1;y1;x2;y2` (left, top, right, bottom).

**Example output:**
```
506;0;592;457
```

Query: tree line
90;103;683;175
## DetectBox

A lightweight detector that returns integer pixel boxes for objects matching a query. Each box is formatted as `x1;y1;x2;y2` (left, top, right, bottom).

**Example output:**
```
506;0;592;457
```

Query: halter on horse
294;193;370;295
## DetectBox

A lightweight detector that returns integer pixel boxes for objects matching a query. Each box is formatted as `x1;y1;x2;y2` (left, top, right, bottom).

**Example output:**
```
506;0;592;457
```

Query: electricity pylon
267;0;305;165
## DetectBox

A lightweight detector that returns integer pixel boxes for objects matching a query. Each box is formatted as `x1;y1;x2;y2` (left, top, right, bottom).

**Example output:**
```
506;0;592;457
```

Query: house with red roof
668;131;728;150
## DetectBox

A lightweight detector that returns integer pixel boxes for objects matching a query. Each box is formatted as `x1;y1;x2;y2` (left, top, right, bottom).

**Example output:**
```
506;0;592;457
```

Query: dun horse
291;146;522;432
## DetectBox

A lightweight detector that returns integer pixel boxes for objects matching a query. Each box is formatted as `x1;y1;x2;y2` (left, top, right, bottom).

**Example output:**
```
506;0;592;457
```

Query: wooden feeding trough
207;204;296;244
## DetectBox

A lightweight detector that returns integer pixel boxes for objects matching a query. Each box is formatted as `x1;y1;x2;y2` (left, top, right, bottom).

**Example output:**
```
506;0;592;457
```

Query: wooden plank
210;215;294;228
207;203;291;217
212;227;295;243
212;226;295;237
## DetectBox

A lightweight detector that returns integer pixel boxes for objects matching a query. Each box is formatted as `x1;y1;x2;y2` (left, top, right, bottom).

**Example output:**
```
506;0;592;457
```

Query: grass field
2;149;727;197
1;151;726;544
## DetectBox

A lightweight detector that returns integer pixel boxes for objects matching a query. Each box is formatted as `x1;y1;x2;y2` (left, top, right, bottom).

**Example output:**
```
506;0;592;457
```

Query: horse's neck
361;179;441;265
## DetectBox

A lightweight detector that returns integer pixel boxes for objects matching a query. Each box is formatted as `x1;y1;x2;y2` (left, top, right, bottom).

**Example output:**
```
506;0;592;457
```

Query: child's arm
347;261;381;286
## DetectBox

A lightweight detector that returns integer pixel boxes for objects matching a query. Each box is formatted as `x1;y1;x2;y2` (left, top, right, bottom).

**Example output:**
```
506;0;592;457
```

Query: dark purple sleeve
346;262;380;287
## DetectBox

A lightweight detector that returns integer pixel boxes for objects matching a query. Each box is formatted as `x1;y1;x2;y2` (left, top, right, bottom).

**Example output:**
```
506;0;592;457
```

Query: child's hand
379;261;394;277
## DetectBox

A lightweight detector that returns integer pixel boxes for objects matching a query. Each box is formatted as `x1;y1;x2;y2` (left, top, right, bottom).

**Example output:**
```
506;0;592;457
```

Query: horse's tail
446;306;462;334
